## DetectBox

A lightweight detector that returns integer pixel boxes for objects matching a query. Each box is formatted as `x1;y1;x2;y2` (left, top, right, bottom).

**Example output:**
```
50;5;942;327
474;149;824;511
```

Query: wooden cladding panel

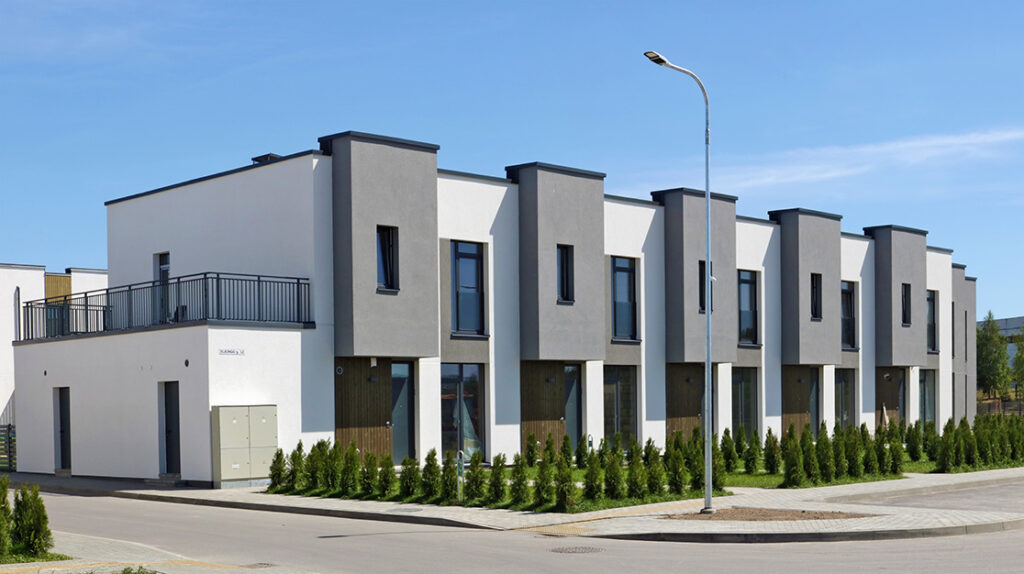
781;366;815;434
666;363;704;440
520;361;566;452
45;274;71;302
335;357;392;458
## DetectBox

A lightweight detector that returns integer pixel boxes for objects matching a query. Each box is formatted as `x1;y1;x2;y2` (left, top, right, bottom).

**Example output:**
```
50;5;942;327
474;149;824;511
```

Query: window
556;244;574;303
951;302;956;358
902;283;912;325
452;241;484;334
612;257;636;340
926;290;937;351
731;367;757;434
13;287;19;341
919;370;936;424
698;260;713;313
810;273;822;320
841;281;856;349
737;270;757;344
441;363;484;458
376;226;398;290
835;369;855;429
564;364;582;447
603;365;637;446
964;310;968;361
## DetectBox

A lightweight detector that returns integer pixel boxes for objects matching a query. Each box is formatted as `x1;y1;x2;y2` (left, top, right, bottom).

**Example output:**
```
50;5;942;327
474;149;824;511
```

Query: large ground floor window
835;368;856;429
731;367;757;436
441;363;484;458
604;365;637;446
876;367;906;427
919;369;936;425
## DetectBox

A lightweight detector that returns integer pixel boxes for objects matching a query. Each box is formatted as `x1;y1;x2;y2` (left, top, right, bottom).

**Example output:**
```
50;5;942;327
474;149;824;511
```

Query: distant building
982;316;1024;367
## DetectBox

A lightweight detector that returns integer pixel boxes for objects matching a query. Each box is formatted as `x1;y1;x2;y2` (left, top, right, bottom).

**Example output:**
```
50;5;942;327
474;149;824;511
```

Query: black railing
21;272;312;341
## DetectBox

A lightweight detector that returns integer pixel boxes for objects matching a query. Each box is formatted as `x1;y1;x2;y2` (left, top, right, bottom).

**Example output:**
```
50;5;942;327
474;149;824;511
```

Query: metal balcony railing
20;272;312;341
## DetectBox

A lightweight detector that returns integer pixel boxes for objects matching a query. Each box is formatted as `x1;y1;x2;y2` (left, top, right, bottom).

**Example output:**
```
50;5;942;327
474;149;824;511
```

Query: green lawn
0;552;70;565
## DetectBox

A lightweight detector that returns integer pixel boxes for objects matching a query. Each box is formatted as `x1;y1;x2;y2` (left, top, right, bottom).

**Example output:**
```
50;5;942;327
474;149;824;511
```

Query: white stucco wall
841;235;876;432
437;174;520;459
927;249;954;425
604;198;666;447
68;268;108;294
0;265;45;424
735;219;782;438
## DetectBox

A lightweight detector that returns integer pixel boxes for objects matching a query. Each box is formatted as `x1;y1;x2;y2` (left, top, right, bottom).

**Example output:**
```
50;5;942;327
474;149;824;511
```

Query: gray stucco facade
865;225;928;367
953;264;978;420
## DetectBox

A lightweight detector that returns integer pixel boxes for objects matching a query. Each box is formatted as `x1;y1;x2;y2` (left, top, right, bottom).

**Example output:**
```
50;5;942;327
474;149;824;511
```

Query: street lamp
644;50;715;514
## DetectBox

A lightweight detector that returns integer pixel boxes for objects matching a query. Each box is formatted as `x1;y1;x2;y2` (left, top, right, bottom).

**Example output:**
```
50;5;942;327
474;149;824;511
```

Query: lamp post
644;50;714;514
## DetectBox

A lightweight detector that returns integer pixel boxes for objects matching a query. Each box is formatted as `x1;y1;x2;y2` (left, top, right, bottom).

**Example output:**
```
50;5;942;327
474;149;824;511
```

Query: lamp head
644;51;668;66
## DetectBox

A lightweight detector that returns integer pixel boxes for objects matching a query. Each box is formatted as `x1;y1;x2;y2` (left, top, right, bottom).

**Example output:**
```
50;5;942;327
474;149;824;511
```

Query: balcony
20;272;313;342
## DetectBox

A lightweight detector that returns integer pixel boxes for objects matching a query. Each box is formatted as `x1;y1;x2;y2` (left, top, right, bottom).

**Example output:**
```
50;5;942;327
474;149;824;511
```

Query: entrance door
390;362;415;462
666;363;704;440
55;387;70;470
603;366;637;446
782;366;819;434
564;364;582;448
441;363;484;458
335;357;391;457
876;367;906;427
520;362;565;451
163;381;181;475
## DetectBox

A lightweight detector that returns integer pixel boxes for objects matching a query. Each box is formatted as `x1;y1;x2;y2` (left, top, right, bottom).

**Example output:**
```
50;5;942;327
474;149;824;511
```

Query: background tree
1012;332;1024;402
977;311;1011;399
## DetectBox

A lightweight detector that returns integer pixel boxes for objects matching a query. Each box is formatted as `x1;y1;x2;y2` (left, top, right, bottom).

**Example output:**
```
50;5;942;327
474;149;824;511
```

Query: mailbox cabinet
211;405;278;487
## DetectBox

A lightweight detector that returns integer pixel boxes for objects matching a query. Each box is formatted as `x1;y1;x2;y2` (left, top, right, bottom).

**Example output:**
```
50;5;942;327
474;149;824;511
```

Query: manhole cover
550;546;605;554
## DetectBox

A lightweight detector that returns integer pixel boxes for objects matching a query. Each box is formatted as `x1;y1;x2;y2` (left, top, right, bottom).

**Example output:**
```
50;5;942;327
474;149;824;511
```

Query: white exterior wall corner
603;199;665;447
927;250;954;425
68;269;108;294
736;220;781;438
437;174;520;458
841;235;876;432
1;267;45;424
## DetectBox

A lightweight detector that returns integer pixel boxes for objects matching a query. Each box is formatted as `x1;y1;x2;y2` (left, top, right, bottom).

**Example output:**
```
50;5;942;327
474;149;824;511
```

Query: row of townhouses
5;131;976;486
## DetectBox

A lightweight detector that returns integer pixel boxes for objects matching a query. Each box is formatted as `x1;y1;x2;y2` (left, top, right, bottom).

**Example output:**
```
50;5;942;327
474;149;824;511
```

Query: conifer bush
421;449;442;498
800;424;819;483
845;430;863;477
597;438;608;467
488;454;507;504
627;453;648;499
875;430;891;475
782;431;804;487
465;451;487;501
441;451;458;503
711;435;726;490
743;432;761;474
816;422;835;483
378;454;396;498
269;448;286;490
763;428;782;475
735;425;747;459
0;475;10;557
554;457;577;512
687;441;704;492
646;445;666;495
604;451;626;499
643;438;658;467
960;417;978;467
307;439;330;489
534;455;555;505
525;432;538;467
544;433;557;463
721;429;738;473
340;441;359;495
399;456;420;498
12;485;52;557
832;423;847;479
575;434;589;470
907;421;923;462
326;441;342;490
890;435;904;475
937;419;956;472
924;422;939;461
583;451;603;500
666;448;687;495
360;452;378;496
510;453;529;505
561;435;574;467
286;441;305;491
863;433;878;474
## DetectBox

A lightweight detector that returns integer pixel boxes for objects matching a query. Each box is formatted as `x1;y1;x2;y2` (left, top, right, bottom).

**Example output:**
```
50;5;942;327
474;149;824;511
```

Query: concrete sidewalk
11;467;1024;543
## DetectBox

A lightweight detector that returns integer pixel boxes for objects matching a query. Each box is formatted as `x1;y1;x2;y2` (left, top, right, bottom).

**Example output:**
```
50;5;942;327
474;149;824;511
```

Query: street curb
590;516;1024;543
825;474;1024;504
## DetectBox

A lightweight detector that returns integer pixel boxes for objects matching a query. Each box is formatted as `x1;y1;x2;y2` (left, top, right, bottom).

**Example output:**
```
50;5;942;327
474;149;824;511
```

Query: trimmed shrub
12;485;52;556
575;434;589;470
875;430;891;475
286;441;305;491
544;433;557;464
832;423;847;479
782;431;805;488
488;454;507;504
269;448;286;490
509;453;529;505
816;422;835;483
441;451;458;503
0;475;10;557
597;438;608;467
554;457;578;512
306;439;330;490
604;452;626;499
721;429;738;473
646;445;666;495
643;438;658;467
399;456;420;498
534;455;555;505
846;430;863;477
959;417;978;468
378;454;396;498
525;432;538;467
626;439;642;468
465;451;487;501
359;452;378;497
800;424;819;483
924;422;939;461
666;448;687;495
890;435;904;475
561;435;574;467
421;449;442;499
584;451;603;500
711;435;726;490
863;433;879;474
763;429;782;475
907;421;923;462
326;441;342;490
627;453;648;499
735;425;747;459
339;441;359;495
743;432;761;475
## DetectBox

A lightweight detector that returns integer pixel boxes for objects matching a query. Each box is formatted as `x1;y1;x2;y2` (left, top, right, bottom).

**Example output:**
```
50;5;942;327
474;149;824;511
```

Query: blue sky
2;1;1021;319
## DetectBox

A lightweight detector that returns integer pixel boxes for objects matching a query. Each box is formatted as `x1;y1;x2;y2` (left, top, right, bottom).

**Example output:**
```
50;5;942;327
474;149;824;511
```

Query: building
12;131;977;486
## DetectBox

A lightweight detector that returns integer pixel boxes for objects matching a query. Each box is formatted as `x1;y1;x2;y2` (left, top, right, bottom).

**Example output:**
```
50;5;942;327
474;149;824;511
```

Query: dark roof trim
736;214;777;225
65;267;107;274
966;276;978;282
504;162;606;183
952;262;968;270
650;187;739;203
863;224;928;237
0;263;45;270
841;231;870;240
927;245;954;255
437;168;511;184
317;131;440;153
12;318;316;346
105;150;324;206
767;207;843;222
604;194;660;207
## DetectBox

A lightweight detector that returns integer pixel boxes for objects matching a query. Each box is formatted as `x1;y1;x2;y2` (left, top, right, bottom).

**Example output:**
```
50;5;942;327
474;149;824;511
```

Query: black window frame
611;256;637;341
810;273;822;320
902;283;912;326
556;244;574;304
737;269;758;345
926;289;938;352
452;240;485;335
699;260;713;314
841;280;856;349
376;225;399;292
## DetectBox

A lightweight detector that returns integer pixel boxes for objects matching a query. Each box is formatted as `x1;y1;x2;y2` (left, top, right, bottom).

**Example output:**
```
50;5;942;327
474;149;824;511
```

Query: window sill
928;349;940;355
610;337;642;345
810;317;823;322
902;323;912;328
842;346;860;352
376;287;400;296
737;342;761;349
556;299;575;306
450;332;489;341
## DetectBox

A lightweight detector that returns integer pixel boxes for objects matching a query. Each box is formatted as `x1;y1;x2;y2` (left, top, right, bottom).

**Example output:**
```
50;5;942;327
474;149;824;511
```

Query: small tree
923;422;939;461
399;456;420;498
643;438;658;466
339;441;359;495
646;445;666;495
378;454;396;498
597;438;608;467
846;429;863;477
269;448;286;491
561;435;574;467
978;311;1012;399
937;419;957;472
509;453;529;505
286;441;306;491
960;417;979;468
604;451;626;499
863;433;879;474
534;455;555;505
890;434;904;475
800;424;820;483
544;433;557;464
735;425;747;459
525;432;538;467
441;451;458;503
0;475;10;557
465;451;487;501
583;451;603;500
627;452;648;499
743;432;761;474
12;485;52;556
816;422;835;483
721;429;738;473
782;431;805;488
666;448;687;495
907;421;923;462
554;457;577;512
833;423;847;479
359;452;378;497
763;428;782;475
488;454;507;504
421;449;442;499
575;434;589;470
306;439;329;490
626;439;642;467
326;441;342;490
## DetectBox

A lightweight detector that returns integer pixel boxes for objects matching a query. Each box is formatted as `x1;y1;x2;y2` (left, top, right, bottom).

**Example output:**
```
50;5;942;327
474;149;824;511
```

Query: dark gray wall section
327;133;440;358
734;346;762;368
865;226;927;367
951;266;978;420
769;209;841;366
439;238;489;363
508;163;605;361
655;189;737;364
840;350;859;369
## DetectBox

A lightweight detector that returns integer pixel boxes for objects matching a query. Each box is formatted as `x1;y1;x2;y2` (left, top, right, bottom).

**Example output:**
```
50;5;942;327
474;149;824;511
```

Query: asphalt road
41;490;1024;573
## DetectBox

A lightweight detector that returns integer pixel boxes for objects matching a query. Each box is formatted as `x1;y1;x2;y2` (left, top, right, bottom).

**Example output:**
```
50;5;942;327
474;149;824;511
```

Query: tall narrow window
441;363;484;458
612;257;636;340
699;260;713;313
13;287;20;341
556;244;574;303
810;273;822;320
452;241;484;334
951;302;956;358
926;290;937;351
902;283;912;325
919;370;936;424
376;226;398;290
731;367;757;433
841;281;856;349
964;310;968;361
737;270;757;344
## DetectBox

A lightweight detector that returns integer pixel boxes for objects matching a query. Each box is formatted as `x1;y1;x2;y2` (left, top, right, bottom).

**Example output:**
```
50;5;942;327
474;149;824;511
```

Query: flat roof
0;263;45;270
863;224;928;237
65;267;108;274
650;187;739;203
317;130;440;153
926;245;954;255
437;168;511;185
504;162;607;182
767;207;843;222
736;214;778;225
604;194;661;207
952;262;968;270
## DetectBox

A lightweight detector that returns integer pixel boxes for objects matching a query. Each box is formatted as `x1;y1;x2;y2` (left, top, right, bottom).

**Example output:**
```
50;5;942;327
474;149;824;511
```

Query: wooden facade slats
666;363;704;440
334;357;392;459
520;361;566;451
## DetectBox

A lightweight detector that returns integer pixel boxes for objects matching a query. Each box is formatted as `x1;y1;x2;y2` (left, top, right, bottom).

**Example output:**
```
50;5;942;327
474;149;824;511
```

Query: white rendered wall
0;266;45;424
736;220;782;438
584;360;604;446
416;357;442;461
604;199;666;447
437;174;520;459
927;250;954;426
841;235;876;433
713;363;732;437
68;269;107;294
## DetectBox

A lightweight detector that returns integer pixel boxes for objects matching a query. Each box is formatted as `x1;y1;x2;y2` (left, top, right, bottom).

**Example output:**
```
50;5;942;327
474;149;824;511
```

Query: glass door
391;362;415;462
441;364;484;458
603;366;637;446
564;364;582;448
